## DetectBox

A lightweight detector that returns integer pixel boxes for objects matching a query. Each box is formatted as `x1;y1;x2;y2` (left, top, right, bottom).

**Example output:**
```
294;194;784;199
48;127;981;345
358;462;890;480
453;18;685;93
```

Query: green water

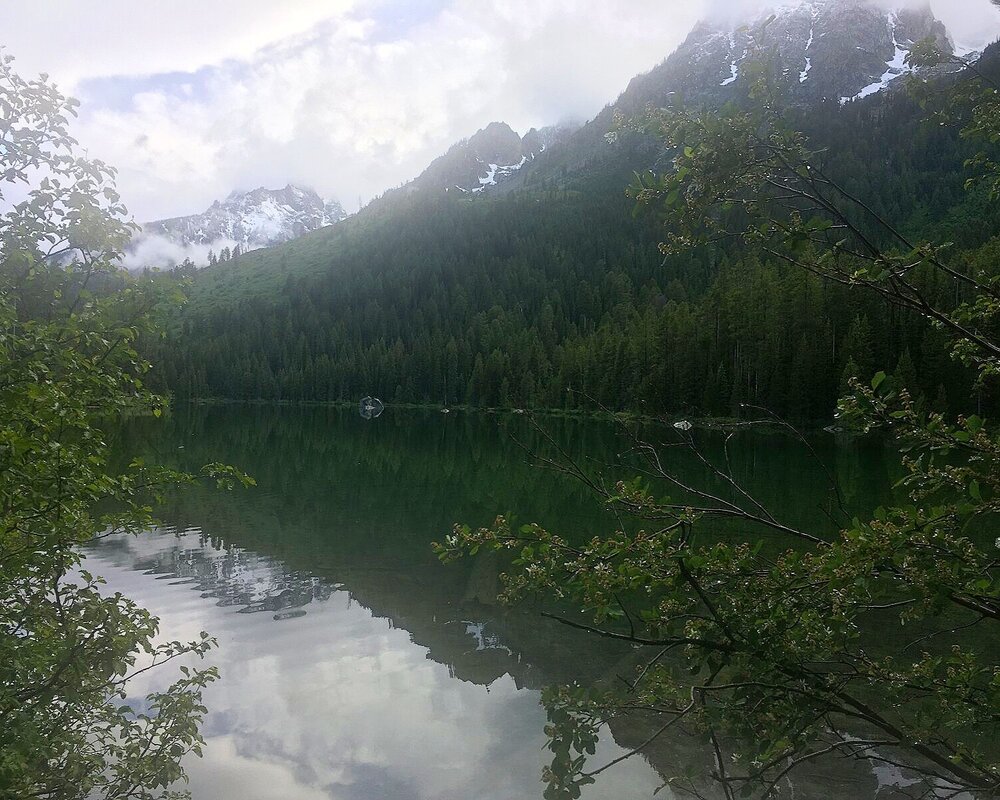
87;406;901;800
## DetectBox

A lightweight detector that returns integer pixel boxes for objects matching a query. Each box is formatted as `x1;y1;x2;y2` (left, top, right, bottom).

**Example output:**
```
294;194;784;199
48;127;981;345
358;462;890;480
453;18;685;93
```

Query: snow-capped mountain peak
663;0;957;106
151;184;346;247
129;184;347;268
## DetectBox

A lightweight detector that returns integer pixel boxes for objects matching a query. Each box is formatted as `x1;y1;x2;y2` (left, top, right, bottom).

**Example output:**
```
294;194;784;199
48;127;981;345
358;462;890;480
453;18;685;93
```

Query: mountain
657;0;955;107
129;184;347;267
502;0;967;195
150;0;1000;421
414;121;576;194
135;0;956;263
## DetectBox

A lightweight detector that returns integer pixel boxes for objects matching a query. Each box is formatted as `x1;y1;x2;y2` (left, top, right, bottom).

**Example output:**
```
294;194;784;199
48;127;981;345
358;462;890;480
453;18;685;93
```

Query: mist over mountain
127;184;347;268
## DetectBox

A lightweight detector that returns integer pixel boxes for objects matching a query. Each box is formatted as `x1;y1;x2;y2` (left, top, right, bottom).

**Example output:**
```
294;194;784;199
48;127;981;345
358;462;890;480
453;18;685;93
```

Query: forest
147;59;1000;421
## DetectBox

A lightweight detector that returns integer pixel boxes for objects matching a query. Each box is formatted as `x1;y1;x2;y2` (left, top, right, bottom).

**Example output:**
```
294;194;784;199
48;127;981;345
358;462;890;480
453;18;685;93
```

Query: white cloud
700;0;1000;38
1;1;360;87
86;533;666;800
4;0;1000;222
5;1;706;220
930;0;1000;49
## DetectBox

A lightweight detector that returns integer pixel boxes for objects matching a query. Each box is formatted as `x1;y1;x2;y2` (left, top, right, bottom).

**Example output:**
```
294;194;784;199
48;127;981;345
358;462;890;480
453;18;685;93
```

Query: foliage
0;53;251;799
437;50;1000;800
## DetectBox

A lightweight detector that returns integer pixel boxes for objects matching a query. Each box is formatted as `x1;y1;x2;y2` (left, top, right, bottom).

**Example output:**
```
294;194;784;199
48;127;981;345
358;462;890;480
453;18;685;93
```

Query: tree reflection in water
88;406;900;800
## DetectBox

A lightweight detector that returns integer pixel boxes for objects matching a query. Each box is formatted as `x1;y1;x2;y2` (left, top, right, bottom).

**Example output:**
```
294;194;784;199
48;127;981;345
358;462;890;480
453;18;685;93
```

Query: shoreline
168;397;845;433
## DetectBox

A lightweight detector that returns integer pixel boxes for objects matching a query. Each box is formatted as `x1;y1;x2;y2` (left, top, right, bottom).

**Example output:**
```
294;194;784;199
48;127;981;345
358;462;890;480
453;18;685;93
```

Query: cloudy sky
4;0;1000;222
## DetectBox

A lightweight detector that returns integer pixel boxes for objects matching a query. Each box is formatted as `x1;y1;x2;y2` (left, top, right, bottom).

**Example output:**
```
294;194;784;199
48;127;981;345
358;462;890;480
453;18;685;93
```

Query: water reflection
87;406;902;799
90;527;669;800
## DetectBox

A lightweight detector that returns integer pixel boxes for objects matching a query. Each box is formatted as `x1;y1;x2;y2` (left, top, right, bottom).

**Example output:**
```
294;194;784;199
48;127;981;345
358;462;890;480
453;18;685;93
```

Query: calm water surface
88;406;900;800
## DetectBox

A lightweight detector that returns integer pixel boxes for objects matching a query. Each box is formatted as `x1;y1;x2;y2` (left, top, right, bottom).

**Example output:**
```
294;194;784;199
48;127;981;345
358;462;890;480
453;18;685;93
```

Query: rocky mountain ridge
413;121;578;194
129;185;347;267
495;0;971;196
681;0;956;105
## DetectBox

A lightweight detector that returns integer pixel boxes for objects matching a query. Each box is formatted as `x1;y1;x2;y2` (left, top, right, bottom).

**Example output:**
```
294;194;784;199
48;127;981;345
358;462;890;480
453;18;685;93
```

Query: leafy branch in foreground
0;51;252;800
438;48;1000;800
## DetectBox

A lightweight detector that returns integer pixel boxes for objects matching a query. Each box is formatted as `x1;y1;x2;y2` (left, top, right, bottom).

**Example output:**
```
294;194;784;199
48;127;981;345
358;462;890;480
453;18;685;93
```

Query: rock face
492;0;967;194
623;0;955;109
415;121;577;193
138;184;347;254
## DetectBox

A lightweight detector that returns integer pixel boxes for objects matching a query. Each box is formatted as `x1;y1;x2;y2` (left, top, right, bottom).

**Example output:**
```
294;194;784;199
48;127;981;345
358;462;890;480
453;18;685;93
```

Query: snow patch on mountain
841;15;913;103
799;5;819;82
478;162;499;188
721;33;742;86
468;155;529;193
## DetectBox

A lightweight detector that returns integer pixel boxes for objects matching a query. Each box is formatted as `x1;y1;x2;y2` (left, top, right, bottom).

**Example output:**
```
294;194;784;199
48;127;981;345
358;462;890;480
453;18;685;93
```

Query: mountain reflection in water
86;406;901;800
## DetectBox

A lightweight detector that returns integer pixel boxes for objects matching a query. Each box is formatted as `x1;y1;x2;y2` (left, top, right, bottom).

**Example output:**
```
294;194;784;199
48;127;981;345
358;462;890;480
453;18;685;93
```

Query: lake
86;406;902;800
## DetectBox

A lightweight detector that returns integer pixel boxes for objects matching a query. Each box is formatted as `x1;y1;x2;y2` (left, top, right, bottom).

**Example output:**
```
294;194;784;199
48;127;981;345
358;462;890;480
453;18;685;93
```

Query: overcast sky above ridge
4;0;1000;222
